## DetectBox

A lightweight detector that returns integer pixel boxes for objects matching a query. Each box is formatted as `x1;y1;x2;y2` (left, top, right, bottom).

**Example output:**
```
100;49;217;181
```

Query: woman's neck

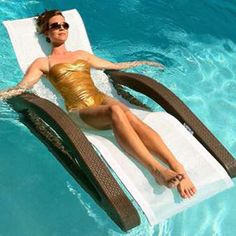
51;44;68;56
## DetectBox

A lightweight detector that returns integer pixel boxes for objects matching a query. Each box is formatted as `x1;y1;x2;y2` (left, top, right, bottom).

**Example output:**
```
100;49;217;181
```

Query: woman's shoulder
73;50;93;59
32;56;48;65
27;57;49;73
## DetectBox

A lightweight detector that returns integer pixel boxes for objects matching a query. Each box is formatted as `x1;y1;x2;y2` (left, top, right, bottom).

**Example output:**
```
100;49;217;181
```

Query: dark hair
35;9;64;43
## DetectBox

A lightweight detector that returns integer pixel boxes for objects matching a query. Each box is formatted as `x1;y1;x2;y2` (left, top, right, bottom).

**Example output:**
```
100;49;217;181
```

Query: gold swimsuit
47;59;107;111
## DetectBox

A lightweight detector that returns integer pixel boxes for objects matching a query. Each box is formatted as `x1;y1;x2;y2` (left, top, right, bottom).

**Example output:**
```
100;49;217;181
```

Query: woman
0;10;196;198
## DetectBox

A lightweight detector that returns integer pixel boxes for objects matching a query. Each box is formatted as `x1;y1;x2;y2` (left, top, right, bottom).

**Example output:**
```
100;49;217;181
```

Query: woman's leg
100;97;196;198
70;104;182;188
101;97;183;167
124;111;196;198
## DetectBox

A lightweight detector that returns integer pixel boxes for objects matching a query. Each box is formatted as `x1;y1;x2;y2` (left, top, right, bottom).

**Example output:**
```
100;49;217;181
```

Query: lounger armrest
6;92;140;231
105;70;236;178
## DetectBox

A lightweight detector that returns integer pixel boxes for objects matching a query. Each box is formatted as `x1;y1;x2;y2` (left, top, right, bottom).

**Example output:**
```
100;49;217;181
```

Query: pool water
0;0;236;235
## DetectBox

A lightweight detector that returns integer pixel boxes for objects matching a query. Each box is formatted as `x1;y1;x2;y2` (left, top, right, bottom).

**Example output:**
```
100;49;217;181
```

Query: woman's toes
177;177;196;199
190;187;197;195
186;189;192;198
185;188;193;198
192;186;197;194
180;189;187;198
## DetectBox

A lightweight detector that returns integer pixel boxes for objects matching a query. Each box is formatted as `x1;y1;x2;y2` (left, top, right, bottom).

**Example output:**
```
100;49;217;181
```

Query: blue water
0;0;236;235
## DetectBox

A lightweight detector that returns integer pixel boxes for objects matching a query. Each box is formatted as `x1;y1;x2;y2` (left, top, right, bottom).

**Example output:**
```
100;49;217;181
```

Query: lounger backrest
4;9;92;73
3;9;115;108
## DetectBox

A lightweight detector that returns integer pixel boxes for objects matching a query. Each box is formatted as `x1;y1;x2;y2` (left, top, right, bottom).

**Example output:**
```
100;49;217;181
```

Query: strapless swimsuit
47;59;107;111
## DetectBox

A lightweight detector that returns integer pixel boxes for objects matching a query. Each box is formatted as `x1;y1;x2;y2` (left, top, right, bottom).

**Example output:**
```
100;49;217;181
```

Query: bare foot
151;167;184;188
177;174;196;199
172;164;197;198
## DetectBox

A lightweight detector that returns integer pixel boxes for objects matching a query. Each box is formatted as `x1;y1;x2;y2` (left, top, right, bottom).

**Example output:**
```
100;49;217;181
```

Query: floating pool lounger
3;9;236;232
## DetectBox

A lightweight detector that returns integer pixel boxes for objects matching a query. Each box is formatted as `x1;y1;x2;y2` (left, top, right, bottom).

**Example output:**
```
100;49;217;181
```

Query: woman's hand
0;86;26;100
0;57;46;100
112;61;165;70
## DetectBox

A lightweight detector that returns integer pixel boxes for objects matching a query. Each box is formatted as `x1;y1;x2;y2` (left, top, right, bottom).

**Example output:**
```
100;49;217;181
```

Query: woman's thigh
69;97;130;130
69;105;111;129
101;96;130;112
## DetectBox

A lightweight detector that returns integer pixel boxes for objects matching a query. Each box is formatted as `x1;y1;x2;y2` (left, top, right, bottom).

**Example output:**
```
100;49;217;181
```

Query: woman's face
46;15;69;45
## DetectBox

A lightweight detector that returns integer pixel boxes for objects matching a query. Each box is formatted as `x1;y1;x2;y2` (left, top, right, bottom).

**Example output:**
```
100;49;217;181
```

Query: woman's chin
53;37;67;45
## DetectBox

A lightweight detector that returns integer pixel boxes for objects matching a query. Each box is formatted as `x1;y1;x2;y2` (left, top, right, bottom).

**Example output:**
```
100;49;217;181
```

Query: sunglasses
48;22;70;30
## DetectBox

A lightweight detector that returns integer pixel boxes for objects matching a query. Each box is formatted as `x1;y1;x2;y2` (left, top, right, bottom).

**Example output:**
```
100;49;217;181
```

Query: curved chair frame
105;70;236;178
6;71;236;232
7;92;140;232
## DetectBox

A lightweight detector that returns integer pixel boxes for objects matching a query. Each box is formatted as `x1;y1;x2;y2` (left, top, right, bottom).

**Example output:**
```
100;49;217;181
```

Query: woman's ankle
147;161;165;174
170;162;185;173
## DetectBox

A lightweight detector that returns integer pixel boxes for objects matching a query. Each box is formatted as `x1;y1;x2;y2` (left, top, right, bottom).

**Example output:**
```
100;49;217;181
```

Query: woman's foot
177;174;196;198
150;167;184;188
171;164;197;198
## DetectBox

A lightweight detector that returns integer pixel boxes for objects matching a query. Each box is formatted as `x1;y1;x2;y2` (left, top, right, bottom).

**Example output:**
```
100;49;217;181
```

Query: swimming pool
0;0;235;235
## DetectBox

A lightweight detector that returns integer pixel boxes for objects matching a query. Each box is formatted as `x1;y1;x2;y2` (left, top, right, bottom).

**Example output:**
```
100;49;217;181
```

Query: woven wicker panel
7;93;140;231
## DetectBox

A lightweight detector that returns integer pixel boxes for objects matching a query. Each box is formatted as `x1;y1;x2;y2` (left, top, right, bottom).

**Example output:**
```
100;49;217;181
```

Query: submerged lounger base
7;93;140;232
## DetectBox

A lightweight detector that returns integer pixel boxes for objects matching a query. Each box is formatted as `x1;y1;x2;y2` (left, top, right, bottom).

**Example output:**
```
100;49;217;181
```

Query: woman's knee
125;110;142;127
108;104;126;122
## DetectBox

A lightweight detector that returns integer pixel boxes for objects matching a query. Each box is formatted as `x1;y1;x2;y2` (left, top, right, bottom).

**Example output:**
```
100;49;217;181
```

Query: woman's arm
0;58;45;100
80;51;164;70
